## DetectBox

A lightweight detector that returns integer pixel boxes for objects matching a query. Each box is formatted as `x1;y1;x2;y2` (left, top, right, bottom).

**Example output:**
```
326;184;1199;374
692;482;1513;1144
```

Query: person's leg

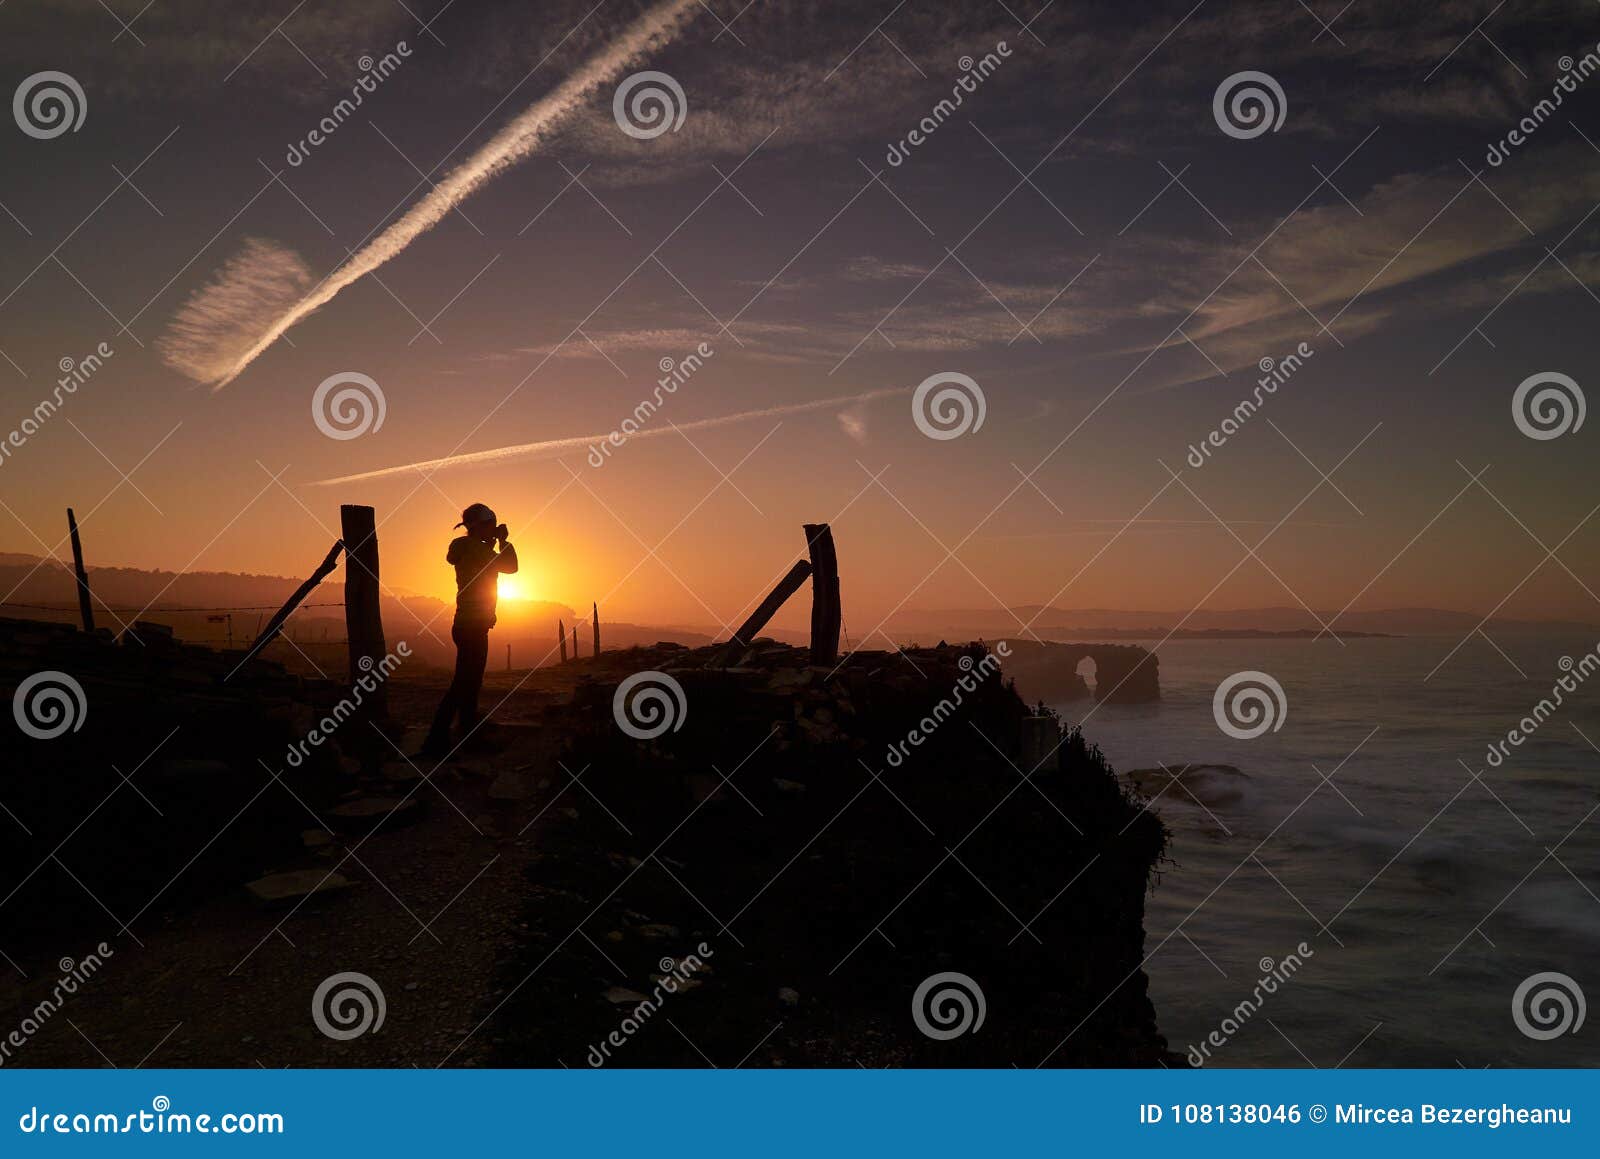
455;627;490;732
423;624;471;752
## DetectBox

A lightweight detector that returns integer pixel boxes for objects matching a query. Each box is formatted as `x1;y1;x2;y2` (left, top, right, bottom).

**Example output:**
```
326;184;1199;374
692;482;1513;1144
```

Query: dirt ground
1;667;592;1069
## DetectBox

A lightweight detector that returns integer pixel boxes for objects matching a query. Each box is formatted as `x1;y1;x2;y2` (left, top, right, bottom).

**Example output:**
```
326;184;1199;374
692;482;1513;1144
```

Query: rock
126;620;175;647
772;777;806;794
796;717;841;744
632;923;680;940
653;973;702;992
1126;763;1247;808
301;829;332;848
777;987;800;1008
605;987;648;1005
327;796;422;832
151;758;229;787
488;769;534;800
245;870;353;907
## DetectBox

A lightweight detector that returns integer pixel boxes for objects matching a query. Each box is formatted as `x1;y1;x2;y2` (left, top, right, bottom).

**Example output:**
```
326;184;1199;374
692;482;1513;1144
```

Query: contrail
308;386;912;485
173;0;702;390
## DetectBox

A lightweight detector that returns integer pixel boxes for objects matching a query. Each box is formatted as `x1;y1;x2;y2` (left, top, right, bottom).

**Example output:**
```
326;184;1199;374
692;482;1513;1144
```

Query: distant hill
0;554;713;668
5;553;1590;660
882;604;1597;640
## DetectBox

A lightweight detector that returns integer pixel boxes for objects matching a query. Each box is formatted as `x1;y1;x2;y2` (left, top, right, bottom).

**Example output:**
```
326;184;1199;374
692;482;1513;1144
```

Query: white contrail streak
308;386;912;485
198;0;702;390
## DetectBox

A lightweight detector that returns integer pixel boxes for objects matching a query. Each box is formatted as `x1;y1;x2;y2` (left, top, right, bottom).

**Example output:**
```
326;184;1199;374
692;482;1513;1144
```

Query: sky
2;0;1599;638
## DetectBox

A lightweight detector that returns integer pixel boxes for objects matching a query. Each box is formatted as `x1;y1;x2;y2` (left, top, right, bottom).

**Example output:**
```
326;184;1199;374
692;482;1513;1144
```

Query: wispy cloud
160;0;703;390
158;239;312;384
308;385;912;485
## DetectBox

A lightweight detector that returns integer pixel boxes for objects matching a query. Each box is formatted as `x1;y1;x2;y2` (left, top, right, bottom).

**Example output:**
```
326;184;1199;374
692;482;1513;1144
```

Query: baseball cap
455;502;497;528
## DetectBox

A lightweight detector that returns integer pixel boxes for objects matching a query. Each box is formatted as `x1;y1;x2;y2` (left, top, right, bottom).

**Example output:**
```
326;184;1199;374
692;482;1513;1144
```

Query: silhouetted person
420;503;518;757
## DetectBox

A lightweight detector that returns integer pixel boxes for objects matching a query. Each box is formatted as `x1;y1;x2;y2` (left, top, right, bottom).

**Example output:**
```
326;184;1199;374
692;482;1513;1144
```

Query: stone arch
1074;654;1098;698
995;640;1161;704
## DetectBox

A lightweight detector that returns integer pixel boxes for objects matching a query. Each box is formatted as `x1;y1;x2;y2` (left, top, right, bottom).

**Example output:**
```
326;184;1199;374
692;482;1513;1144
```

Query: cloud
156;239;313;384
836;403;869;443
1110;143;1600;387
307;385;912;485
160;0;704;390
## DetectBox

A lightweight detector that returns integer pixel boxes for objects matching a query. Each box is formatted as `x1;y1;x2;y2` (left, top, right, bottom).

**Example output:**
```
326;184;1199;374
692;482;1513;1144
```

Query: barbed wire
0;602;346;613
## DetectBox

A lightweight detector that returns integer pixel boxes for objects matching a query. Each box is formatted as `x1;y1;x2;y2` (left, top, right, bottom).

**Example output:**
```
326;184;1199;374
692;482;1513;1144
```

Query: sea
1050;633;1600;1068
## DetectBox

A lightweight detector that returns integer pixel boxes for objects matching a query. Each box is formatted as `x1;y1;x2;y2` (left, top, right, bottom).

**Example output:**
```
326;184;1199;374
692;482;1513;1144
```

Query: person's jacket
447;536;517;628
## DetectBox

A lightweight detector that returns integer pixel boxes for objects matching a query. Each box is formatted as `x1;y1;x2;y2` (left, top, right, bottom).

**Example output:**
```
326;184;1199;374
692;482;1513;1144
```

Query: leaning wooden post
66;507;94;632
571;625;578;660
558;620;568;663
340;505;388;720
236;539;342;668
804;523;841;666
592;603;600;657
733;561;812;647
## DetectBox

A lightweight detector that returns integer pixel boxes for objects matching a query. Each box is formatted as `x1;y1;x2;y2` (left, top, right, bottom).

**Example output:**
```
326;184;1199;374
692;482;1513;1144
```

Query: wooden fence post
558;620;568;663
592;602;600;657
66;508;94;632
804;523;841;666
340;505;388;719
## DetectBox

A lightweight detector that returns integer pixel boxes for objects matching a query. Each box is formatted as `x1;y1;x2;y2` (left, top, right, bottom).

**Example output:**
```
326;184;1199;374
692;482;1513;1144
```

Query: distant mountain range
3;554;1591;659
881;605;1598;640
0;554;712;669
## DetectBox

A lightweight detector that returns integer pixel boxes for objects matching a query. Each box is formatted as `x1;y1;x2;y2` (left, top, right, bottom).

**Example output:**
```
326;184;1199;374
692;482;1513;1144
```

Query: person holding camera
420;502;519;757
